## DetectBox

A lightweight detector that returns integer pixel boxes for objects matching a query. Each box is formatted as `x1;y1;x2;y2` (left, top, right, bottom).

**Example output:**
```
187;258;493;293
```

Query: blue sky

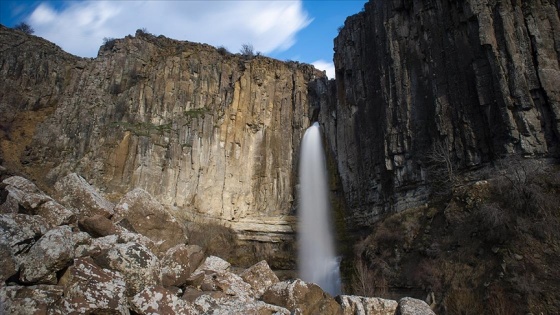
0;0;367;78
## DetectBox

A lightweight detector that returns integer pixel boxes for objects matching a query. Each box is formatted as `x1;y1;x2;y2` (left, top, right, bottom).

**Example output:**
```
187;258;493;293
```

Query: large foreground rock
0;284;64;315
337;295;398;315
398;297;436;315
239;260;280;298
112;188;187;253
262;279;342;315
131;286;196;315
54;173;114;218
55;257;129;314
19;225;74;284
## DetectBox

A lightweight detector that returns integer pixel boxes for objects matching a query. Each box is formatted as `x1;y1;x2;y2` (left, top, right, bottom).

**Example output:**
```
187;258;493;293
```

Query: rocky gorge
1;0;560;313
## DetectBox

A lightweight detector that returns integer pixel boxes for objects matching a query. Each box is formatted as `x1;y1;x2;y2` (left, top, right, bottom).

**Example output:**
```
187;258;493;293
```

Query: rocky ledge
0;171;433;314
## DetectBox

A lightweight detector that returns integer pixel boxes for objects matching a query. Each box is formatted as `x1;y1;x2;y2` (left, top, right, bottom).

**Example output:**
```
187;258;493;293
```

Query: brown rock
262;279;342;315
239;260;280;298
0;284;64;315
54;173;114;219
79;214;117;237
161;244;203;287
55;257;129;314
112;188;187;253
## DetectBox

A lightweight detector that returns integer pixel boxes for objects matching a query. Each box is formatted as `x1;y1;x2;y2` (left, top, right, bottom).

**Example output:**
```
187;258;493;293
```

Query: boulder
55;257;129;314
94;242;161;297
398;297;436;315
0;213;49;279
112;188;187;253
131;285;196;315
191;255;231;276
239;260;279;298
192;294;291;315
79;214;117;237
1;176;74;226
54;173;114;218
74;234;118;258
19;225;74;284
262;279;343;315
161;244;204;287
0;284;64;315
337;295;398;315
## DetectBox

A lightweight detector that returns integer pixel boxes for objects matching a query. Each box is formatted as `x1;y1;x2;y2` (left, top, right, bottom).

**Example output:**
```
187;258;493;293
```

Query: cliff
321;0;560;227
0;25;326;267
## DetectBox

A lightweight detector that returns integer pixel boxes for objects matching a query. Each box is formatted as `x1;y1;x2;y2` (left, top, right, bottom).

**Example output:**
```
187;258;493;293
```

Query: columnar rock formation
0;26;325;258
320;0;560;227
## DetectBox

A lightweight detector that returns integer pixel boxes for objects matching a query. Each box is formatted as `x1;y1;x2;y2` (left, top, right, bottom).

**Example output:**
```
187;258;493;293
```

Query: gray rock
161;244;203;287
337;295;398;315
94;241;161;297
131;285;196;315
0;214;49;269
19;225;74;284
398;297;435;315
192;255;231;277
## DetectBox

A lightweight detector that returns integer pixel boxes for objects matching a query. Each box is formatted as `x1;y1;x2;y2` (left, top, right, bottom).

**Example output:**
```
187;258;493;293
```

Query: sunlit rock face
321;0;560;228
0;26;326;267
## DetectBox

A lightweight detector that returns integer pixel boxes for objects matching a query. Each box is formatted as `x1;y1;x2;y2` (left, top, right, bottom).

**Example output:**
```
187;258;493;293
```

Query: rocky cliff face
321;0;560;227
0;26;325;265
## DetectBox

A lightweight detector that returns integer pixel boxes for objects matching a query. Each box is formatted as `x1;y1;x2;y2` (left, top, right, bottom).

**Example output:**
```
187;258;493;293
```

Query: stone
35;200;75;227
19;225;74;284
239;260;280;298
74;234;117;258
93;241;161;297
161;244;203;287
262;279;342;315
337;295;398;315
54;173;114;218
191;255;231;277
0;284;64;315
112;188;187;253
79;214;117;237
193;294;291;315
0;242;17;281
398;297;436;315
55;257;129;314
131;285;196;315
0;214;49;266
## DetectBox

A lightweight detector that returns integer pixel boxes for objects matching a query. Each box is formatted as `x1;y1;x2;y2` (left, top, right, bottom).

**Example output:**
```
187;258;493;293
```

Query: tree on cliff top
13;22;34;35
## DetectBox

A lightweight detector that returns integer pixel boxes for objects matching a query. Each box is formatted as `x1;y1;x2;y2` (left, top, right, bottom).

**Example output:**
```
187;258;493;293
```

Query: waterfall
298;122;341;296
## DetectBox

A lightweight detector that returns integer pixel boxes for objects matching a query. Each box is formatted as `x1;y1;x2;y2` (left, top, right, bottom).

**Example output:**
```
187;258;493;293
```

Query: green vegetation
110;121;173;137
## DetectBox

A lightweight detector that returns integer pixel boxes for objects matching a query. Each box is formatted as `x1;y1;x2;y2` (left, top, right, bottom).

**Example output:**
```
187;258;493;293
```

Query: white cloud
312;59;335;79
28;0;311;58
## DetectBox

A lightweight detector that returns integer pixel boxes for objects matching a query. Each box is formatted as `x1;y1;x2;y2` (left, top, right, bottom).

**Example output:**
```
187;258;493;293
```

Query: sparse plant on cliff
240;43;255;59
13;22;34;35
217;46;230;56
102;37;116;51
424;138;457;195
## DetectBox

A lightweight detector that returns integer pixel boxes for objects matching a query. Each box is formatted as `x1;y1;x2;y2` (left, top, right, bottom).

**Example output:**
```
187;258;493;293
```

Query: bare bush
13;22;34;35
102;37;116;51
240;43;255;59
424;138;457;195
351;259;387;297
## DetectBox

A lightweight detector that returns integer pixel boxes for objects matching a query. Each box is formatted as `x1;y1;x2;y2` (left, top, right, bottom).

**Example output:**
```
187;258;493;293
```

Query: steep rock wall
321;0;560;227
0;26;325;256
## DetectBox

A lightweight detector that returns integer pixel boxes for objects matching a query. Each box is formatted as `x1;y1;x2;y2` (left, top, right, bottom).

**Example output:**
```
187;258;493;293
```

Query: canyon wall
321;0;560;227
0;26;326;265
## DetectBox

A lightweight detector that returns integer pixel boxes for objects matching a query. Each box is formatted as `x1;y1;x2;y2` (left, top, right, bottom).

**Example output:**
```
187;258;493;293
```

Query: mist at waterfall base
298;122;342;296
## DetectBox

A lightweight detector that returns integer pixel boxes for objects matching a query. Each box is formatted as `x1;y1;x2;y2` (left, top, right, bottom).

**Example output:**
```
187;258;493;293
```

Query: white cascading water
298;122;341;296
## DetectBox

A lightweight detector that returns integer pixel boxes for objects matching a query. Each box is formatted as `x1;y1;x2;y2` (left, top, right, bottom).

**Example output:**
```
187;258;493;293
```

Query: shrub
102;37;116;51
217;46;229;56
13;22;34;35
239;43;255;59
186;222;238;262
